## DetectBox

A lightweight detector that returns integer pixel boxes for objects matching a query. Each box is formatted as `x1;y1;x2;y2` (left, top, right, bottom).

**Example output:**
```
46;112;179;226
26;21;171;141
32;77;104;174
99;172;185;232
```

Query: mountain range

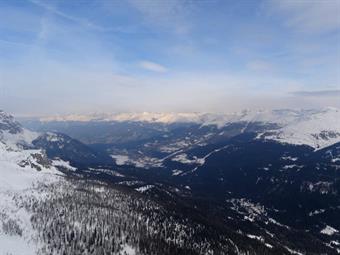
1;107;340;254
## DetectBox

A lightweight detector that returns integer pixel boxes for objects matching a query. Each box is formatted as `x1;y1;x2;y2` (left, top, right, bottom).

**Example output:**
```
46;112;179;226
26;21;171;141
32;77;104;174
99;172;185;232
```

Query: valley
2;108;337;254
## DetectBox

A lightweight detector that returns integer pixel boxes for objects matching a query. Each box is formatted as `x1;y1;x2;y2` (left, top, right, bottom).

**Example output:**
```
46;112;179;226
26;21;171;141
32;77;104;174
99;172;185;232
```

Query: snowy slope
0;111;74;255
261;108;340;150
0;145;61;255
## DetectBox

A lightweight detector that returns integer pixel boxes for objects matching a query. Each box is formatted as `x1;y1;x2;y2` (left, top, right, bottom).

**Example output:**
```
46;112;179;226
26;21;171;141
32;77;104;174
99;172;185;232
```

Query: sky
0;0;339;116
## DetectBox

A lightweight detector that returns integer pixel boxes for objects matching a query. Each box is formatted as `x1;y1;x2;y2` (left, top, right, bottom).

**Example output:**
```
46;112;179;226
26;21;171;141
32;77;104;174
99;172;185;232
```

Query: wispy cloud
1;1;339;114
266;0;340;34
0;38;33;48
291;90;340;97
139;60;168;73
28;0;132;33
246;60;273;72
127;0;193;34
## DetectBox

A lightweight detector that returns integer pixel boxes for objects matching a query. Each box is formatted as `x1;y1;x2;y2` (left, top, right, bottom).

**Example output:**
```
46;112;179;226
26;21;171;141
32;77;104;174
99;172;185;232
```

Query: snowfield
321;225;339;236
263;107;340;150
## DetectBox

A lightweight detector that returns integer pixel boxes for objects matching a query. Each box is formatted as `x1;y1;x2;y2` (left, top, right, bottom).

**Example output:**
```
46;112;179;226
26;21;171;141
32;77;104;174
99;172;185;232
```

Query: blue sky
0;0;339;115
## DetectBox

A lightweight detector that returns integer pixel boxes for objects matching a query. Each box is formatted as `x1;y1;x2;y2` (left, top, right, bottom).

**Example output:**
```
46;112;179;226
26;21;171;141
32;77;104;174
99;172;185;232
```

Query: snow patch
120;244;136;255
111;154;130;165
321;226;339;236
135;185;155;193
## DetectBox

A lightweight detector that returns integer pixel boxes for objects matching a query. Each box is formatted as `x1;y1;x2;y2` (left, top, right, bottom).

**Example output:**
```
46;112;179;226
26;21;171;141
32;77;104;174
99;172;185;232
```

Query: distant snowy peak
40;112;210;124
40;107;340;150
39;107;337;125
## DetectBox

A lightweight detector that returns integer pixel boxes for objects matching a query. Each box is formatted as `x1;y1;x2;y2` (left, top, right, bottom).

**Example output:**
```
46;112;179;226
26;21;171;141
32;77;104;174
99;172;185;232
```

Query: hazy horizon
8;106;339;120
0;0;339;115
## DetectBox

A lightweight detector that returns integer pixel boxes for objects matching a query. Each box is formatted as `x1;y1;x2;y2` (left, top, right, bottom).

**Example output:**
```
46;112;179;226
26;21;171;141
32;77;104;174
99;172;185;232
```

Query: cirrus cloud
266;0;340;34
139;60;168;73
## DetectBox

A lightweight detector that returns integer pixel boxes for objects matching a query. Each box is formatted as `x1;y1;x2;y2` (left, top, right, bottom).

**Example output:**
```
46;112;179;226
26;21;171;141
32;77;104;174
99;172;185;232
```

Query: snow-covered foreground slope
0;152;62;255
0;111;73;254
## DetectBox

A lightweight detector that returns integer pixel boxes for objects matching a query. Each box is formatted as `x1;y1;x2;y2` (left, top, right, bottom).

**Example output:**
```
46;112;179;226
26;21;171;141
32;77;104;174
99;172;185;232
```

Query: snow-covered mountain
2;110;245;255
261;107;340;149
3;109;340;254
0;111;75;254
38;107;340;150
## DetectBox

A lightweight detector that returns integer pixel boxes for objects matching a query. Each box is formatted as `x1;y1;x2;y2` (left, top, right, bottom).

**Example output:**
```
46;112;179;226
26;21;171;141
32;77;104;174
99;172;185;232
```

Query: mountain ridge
29;107;340;150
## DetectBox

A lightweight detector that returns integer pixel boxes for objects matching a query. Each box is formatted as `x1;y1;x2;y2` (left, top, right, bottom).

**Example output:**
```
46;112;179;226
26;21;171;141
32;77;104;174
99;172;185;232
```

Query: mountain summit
0;110;23;134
